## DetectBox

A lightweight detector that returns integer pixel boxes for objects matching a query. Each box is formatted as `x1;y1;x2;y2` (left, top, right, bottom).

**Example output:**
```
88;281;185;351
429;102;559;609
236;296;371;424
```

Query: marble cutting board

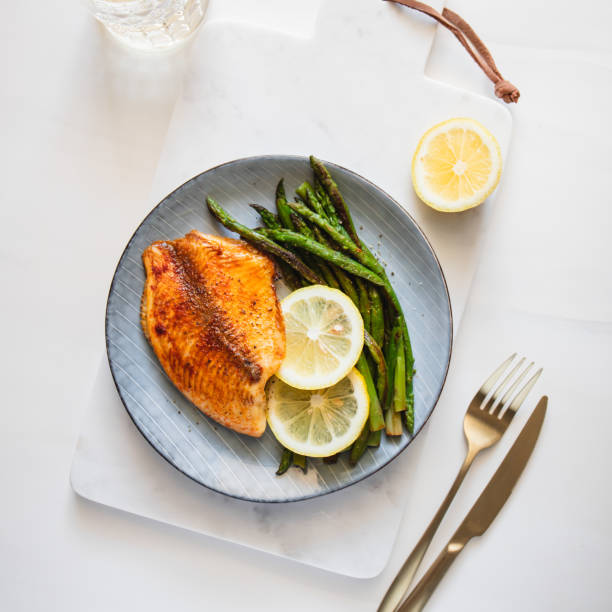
71;0;512;578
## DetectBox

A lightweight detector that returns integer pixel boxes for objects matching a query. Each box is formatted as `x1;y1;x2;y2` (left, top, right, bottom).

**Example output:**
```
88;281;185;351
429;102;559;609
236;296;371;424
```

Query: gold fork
378;354;542;612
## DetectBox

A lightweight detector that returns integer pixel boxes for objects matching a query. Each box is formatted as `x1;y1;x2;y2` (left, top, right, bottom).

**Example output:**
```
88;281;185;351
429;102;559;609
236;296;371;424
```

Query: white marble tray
71;0;512;577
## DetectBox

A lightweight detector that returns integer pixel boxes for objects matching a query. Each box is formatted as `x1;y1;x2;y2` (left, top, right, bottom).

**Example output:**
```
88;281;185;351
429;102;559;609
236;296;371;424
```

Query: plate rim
105;154;453;503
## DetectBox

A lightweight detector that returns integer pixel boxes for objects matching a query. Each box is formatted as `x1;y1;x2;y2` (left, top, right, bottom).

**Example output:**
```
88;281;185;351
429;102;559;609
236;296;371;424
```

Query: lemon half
412;117;502;212
277;285;364;390
266;369;369;457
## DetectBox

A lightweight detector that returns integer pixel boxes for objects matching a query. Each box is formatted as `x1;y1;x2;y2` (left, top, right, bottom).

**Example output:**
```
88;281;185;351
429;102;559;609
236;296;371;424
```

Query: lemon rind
411;117;502;213
276;285;365;391
266;369;370;458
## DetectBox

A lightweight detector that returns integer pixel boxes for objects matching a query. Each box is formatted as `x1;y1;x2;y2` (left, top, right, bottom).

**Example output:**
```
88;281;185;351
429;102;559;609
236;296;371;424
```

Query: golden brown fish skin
141;231;285;437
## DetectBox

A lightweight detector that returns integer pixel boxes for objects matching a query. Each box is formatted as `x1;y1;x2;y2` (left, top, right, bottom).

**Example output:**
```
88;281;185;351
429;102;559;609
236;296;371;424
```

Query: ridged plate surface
106;155;452;502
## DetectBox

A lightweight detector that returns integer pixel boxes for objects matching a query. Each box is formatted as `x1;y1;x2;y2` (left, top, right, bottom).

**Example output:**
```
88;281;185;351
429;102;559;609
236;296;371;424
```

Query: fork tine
484;357;526;413
479;353;517;397
494;361;534;415
502;367;543;422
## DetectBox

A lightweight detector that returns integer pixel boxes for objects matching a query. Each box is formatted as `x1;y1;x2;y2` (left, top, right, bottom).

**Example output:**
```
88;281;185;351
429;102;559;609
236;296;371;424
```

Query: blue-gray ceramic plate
105;155;452;502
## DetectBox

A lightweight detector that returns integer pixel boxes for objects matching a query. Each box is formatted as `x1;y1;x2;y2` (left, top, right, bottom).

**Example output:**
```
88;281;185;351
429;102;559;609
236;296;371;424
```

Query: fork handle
378;444;479;612
396;533;469;612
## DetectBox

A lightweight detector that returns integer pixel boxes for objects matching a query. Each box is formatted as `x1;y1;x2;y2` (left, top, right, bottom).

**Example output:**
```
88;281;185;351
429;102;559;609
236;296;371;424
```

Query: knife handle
396;532;469;612
378;445;479;612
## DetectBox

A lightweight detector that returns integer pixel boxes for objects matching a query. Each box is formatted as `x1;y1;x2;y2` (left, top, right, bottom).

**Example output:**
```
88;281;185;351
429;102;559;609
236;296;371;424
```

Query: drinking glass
89;0;208;50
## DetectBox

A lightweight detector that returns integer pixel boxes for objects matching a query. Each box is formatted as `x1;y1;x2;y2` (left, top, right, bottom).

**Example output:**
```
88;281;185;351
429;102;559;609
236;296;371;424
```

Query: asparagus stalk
367;430;382;447
292;453;308;474
404;328;415;424
364;330;388;405
259;228;386;286
309;227;341;290
316;179;339;226
393;333;406;413
356;353;385;432
275;179;295;230
355;277;371;333
404;404;415;435
369;286;385;347
312;218;359;305
279;265;304;291
385;408;403;436
286;201;406;341
249;203;281;229
308;159;416;422
276;448;293;475
350;423;371;466
295;181;326;217
207;197;323;285
289;214;340;290
289;211;314;239
332;265;359;307
286;201;379;270
310;155;361;246
385;323;401;409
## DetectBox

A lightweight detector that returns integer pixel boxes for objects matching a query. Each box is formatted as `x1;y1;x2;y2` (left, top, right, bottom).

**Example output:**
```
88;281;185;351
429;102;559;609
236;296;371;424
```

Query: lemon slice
412;117;502;212
277;285;364;390
266;369;369;457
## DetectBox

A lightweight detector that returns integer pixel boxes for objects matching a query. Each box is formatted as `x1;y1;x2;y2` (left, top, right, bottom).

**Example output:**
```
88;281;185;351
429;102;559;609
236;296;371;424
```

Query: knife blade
459;394;547;537
397;396;547;612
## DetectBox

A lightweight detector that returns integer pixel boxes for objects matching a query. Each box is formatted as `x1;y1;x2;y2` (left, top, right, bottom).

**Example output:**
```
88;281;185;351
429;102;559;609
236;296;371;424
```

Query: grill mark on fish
169;240;263;383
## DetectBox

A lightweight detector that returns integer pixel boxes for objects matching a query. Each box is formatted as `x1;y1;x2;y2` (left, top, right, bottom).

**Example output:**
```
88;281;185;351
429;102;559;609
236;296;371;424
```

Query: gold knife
396;395;547;612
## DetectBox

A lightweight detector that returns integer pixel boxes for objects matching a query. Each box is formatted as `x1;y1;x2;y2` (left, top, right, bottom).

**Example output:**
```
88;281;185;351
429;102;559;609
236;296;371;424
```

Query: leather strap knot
494;79;520;103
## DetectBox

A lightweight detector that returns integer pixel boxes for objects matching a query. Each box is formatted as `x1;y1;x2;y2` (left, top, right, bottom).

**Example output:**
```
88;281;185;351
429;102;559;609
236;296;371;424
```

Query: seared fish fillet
141;231;286;437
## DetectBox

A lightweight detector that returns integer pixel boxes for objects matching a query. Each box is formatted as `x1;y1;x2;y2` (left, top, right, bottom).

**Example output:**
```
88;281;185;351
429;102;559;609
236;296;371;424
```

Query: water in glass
89;0;208;50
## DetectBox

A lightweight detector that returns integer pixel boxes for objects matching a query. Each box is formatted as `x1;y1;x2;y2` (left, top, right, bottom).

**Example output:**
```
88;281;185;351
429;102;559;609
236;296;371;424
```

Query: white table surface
2;1;611;610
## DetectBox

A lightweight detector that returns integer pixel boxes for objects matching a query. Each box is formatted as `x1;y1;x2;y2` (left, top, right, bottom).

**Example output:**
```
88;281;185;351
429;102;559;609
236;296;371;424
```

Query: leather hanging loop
384;0;520;103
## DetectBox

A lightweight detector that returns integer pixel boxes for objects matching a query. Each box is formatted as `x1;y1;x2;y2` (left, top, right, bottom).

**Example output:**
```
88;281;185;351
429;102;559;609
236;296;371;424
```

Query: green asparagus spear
368;286;385;347
295;182;326;217
292;453;308;474
393;333;406;413
310;212;358;302
306;163;416;415
310;155;361;246
311;213;358;304
316;179;339;225
275;179;295;230
404;405;415;435
355;278;371;333
316;172;415;419
289;214;340;290
259;228;385;286
252;220;304;288
332;266;359;307
286;201;378;267
206;197;323;285
364;330;388;405
307;158;415;400
249;203;281;229
385;323;401;409
319;264;341;289
367;430;382;447
276;448;293;475
289;211;314;238
350;423;370;466
356;353;385;432
278;262;303;291
385;408;403;436
404;327;415;425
